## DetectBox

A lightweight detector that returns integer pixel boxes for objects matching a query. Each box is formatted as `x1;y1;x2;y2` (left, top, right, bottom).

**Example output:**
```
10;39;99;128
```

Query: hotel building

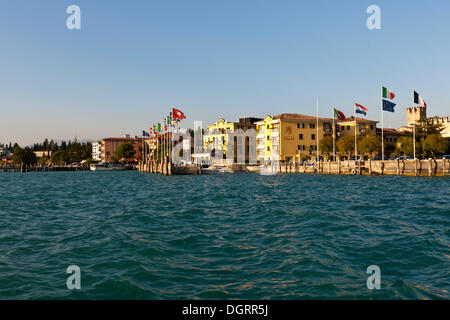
256;114;378;162
256;114;334;163
203;117;261;164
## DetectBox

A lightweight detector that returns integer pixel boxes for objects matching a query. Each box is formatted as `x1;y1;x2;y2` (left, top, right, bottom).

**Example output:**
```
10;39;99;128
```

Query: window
310;123;315;129
299;134;303;140
370;125;374;130
267;136;270;141
267;125;270;129
297;123;305;129
311;134;315;140
341;126;345;131
267;146;270;151
347;126;350;130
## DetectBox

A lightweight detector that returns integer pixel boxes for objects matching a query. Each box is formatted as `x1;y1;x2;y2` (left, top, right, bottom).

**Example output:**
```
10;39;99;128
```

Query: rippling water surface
0;171;449;299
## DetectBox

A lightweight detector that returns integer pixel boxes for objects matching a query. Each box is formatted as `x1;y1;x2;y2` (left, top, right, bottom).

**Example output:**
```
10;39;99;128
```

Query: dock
0;164;90;172
137;157;202;175
274;158;450;177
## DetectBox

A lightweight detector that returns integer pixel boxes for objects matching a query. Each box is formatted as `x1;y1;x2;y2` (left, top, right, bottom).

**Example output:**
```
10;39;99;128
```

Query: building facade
101;136;142;162
91;142;102;161
255;113;379;163
203;117;261;164
336;117;378;138
256;114;335;163
33;150;52;158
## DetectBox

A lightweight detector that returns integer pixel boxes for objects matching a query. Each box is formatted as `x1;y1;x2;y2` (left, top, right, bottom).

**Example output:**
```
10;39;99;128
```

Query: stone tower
407;106;427;126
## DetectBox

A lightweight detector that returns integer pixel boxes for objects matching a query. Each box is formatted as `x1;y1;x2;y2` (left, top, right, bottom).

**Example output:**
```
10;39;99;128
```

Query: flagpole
413;89;416;159
354;104;357;161
316;97;319;163
381;87;384;161
332;106;336;162
164;119;167;160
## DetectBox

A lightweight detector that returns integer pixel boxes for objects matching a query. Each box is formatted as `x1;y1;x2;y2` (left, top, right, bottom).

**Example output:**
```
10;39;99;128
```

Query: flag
414;91;427;108
172;108;186;120
355;103;368;116
157;123;161;131
382;99;396;112
382;87;396;100
334;108;346;120
142;130;150;137
167;115;172;125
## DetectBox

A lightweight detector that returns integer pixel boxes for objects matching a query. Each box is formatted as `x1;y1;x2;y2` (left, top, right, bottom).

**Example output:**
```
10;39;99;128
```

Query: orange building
101;136;142;162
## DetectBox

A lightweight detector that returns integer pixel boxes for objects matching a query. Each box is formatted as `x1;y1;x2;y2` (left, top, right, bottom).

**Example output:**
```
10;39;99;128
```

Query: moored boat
90;163;128;171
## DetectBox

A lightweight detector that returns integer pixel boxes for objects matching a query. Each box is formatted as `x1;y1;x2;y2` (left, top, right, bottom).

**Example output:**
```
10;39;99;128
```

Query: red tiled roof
338;116;378;124
273;113;334;121
376;128;405;135
103;137;140;141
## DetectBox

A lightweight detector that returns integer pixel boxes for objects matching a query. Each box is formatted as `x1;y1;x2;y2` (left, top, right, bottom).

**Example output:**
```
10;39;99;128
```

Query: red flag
172;108;186;120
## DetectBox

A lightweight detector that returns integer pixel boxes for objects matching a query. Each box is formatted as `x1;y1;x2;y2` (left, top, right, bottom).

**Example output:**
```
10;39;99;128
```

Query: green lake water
0;171;449;299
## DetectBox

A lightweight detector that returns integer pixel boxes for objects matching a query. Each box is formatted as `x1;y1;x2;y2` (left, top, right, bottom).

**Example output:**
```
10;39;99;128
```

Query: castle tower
407;106;427;126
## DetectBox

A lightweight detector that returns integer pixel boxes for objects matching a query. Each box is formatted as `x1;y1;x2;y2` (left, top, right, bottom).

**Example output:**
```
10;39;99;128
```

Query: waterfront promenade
137;158;450;177
275;158;450;177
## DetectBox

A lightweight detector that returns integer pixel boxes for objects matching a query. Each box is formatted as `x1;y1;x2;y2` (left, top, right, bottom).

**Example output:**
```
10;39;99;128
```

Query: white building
92;142;102;161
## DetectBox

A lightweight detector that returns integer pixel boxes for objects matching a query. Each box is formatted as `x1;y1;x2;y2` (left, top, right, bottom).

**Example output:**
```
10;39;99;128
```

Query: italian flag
382;87;395;100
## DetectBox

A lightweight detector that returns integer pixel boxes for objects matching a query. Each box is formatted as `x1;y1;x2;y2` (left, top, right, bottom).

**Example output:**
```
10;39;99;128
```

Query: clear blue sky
1;0;449;145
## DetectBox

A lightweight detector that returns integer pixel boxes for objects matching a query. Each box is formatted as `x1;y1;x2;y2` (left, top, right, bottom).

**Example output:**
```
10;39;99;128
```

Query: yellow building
203;117;261;164
337;117;378;138
256;114;335;162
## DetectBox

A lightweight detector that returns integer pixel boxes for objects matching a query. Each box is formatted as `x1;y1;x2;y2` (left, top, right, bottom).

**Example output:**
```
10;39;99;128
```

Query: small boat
201;165;234;174
90;163;128;171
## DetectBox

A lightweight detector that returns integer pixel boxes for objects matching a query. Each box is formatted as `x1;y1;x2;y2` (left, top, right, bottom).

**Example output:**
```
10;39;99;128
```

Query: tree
337;136;354;159
12;146;37;165
114;143;136;163
359;135;381;159
50;150;70;164
38;156;50;165
319;136;333;159
403;119;445;159
395;136;414;156
423;134;448;159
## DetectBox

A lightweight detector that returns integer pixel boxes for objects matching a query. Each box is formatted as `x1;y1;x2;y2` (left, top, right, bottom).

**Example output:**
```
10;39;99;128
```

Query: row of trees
317;120;448;160
318;135;382;159
395;119;448;159
45;141;92;164
6;138;93;165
